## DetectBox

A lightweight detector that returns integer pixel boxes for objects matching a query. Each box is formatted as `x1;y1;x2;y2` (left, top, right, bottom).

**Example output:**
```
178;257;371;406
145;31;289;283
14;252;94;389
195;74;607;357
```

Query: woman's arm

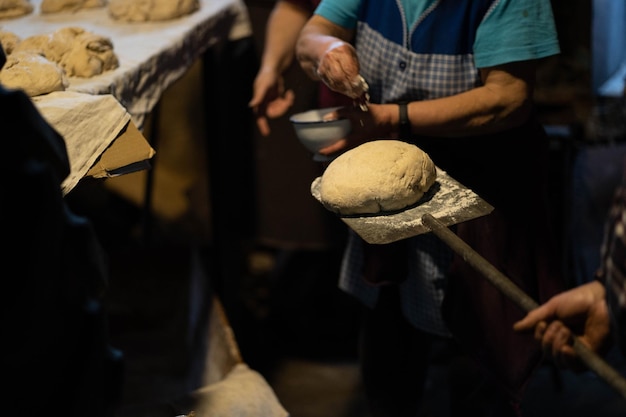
315;61;540;156
258;1;311;78
249;1;311;136
402;62;536;137
295;15;360;97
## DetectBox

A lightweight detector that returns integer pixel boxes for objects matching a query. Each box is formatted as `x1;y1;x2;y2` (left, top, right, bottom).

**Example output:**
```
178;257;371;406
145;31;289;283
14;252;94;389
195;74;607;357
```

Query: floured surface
0;0;252;127
311;167;494;244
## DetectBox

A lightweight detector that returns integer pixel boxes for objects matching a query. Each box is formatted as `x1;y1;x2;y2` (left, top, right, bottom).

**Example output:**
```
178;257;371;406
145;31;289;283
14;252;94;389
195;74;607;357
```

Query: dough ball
40;0;106;14
108;0;199;22
14;26;118;77
0;30;21;54
319;140;436;215
14;32;68;63
0;0;33;19
0;51;68;96
58;28;118;77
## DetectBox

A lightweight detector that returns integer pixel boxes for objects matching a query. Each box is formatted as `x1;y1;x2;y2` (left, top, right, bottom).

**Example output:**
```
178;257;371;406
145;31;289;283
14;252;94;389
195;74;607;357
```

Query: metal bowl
290;106;351;154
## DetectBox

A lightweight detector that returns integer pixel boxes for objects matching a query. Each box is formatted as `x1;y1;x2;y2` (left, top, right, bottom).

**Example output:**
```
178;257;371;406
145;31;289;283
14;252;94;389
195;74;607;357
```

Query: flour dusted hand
319;140;436;215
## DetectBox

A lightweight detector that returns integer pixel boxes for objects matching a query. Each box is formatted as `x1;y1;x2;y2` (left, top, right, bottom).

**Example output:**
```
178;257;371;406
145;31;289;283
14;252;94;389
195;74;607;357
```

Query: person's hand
316;103;395;157
316;41;367;99
513;281;612;371
249;68;295;136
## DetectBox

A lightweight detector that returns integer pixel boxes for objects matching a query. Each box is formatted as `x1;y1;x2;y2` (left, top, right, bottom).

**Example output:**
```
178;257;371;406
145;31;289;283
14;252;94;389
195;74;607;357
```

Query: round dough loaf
0;51;68;96
0;30;21;54
0;0;33;20
14;26;119;78
40;0;105;13
108;0;200;22
319;140;436;215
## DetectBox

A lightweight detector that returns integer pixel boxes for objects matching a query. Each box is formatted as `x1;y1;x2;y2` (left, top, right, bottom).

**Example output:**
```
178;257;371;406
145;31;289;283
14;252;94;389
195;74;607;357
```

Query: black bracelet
398;102;411;139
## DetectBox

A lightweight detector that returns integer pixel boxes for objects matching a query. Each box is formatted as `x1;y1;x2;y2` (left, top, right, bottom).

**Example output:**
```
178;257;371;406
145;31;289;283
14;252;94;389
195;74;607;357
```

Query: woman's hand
249;68;295;137
316;41;366;99
316;103;395;157
513;281;613;371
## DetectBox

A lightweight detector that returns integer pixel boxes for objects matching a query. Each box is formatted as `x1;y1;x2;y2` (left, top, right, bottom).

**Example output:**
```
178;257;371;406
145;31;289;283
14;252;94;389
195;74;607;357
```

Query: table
0;0;253;129
1;0;258;333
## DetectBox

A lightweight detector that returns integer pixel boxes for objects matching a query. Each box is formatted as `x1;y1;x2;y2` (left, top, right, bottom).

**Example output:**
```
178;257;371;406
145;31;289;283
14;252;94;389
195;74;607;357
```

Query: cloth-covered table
1;0;258;344
0;0;253;128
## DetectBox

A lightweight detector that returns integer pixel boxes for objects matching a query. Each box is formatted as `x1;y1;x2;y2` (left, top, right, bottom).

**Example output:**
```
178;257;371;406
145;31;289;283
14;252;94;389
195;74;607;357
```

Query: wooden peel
311;170;626;399
422;212;626;400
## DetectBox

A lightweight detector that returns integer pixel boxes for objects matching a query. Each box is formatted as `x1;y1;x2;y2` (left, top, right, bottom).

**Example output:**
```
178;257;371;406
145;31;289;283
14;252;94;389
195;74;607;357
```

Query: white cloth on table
0;0;252;128
32;91;130;194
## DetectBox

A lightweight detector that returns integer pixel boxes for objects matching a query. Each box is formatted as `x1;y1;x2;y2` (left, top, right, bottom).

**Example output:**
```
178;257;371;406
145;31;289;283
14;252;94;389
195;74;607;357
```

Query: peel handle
421;212;626;399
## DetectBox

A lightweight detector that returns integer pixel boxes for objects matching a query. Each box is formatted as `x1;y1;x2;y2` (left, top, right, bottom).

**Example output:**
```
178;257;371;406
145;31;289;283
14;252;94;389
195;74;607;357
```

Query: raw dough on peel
108;0;199;22
0;0;33;19
0;51;68;96
319;140;437;215
40;0;106;14
13;26;118;77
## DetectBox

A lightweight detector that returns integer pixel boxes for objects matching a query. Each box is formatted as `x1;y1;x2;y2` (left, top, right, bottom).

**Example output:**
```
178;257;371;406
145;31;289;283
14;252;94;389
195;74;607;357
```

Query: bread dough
0;51;68;96
0;0;33;19
13;26;118;77
319;140;437;215
40;0;106;14
0;30;21;54
108;0;199;22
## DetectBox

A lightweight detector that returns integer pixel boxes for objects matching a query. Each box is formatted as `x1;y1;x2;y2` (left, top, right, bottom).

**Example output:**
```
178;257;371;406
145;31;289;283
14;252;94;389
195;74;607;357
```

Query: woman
296;1;566;415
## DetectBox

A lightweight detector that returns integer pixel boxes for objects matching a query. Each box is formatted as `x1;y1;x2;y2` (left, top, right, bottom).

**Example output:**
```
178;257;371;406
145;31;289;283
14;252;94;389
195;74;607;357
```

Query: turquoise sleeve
314;0;361;29
474;0;561;68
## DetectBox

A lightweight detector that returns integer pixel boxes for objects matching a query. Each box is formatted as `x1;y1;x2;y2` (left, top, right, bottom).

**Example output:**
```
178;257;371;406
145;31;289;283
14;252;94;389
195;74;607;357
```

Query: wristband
398;102;411;139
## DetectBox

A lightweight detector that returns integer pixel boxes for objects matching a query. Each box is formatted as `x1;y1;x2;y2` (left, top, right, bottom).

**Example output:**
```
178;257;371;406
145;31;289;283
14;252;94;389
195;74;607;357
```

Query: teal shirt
314;0;560;337
315;0;560;68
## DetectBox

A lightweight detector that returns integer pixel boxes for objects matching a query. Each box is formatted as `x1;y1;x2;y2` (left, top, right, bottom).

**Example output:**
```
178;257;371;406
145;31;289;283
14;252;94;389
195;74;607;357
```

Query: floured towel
33;91;130;194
